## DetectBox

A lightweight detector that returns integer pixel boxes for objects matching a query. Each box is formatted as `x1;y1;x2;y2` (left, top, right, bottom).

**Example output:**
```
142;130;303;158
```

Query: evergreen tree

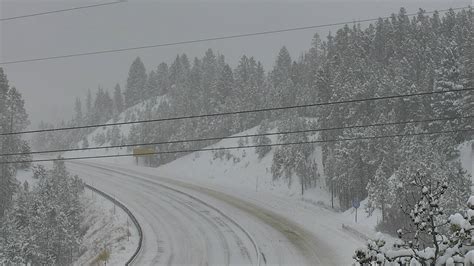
355;176;473;265
271;118;317;194
366;158;391;222
215;64;233;106
85;89;92;122
269;47;294;113
432;40;465;141
113;84;124;115
125;57;147;107
254;122;272;159
73;97;83;126
146;70;159;98
0;69;30;218
156;62;170;95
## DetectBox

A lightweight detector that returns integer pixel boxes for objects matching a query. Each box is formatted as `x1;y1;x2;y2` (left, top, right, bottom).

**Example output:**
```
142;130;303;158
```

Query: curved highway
67;161;339;265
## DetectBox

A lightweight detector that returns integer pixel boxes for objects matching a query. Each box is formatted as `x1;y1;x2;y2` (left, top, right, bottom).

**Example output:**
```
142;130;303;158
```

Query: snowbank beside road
75;187;139;266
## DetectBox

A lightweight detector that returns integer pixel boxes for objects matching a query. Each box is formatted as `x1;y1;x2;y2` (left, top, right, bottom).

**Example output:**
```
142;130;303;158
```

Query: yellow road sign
133;147;155;156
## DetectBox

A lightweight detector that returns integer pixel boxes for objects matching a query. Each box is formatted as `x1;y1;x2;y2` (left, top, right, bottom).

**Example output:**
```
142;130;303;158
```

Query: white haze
0;0;469;127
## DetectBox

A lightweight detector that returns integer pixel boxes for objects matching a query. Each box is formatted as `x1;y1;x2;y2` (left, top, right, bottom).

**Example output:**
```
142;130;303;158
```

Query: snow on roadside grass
64;116;472;264
78;95;167;150
75;188;139;266
15;166;138;265
156;125;333;208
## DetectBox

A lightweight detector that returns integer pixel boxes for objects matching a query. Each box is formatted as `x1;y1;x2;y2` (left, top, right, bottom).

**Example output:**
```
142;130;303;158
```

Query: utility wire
1;115;471;157
0;1;125;22
0;6;468;65
2;87;472;136
2;128;472;165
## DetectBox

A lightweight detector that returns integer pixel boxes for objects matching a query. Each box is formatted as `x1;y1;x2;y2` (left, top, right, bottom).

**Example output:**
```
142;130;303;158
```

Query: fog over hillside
0;1;473;265
1;0;470;125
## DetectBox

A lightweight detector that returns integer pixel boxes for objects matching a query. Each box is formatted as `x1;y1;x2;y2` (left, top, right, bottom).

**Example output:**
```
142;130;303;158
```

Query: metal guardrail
341;223;370;241
82;163;261;266
85;184;143;266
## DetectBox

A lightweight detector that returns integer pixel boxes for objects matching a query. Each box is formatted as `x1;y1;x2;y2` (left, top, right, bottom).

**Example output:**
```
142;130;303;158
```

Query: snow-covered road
67;161;343;265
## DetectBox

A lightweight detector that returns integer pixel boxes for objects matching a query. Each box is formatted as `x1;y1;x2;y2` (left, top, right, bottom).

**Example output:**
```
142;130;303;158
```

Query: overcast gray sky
0;0;470;127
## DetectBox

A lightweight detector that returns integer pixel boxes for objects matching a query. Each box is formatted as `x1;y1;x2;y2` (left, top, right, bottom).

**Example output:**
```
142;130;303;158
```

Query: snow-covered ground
67;162;267;265
159;126;332;207
75;189;139;266
58;96;473;265
67;123;385;228
78;95;167;149
62;126;385;264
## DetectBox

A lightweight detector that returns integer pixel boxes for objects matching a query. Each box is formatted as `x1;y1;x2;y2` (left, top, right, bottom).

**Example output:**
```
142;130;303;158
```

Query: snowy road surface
67;161;342;265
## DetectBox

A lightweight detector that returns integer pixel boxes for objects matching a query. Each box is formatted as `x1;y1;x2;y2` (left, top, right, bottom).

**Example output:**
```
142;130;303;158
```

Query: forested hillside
36;8;473;233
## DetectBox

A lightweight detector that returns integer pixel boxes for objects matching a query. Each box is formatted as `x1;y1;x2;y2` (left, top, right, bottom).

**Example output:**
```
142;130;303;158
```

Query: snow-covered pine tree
271;118;317;195
432;39;466;142
146;69;159;99
211;63;234;137
113;83;124;116
269;47;295;118
85;89;92;124
367;158;391;222
155;62;170;95
125;57;147;107
253;120;272;159
355;172;474;265
73;97;83;126
0;69;30;218
109;126;122;146
378;135;471;233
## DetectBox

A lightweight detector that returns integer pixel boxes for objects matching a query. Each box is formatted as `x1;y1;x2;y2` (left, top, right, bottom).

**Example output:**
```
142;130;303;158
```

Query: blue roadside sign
352;198;360;209
352;197;360;223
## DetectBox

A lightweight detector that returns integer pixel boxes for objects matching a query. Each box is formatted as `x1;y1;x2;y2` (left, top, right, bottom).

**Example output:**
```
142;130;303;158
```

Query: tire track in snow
70;162;259;265
73;165;211;265
71;167;169;265
92;162;337;265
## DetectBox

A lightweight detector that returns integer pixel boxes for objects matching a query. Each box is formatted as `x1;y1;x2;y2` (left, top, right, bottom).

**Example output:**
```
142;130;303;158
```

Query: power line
0;6;468;65
0;1;125;22
2;87;472;136
1;115;471;157
2;128;472;165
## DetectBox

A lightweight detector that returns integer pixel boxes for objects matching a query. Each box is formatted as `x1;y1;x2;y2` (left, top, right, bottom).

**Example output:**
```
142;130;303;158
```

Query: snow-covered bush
253;122;272;159
354;172;474;265
371;136;470;234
